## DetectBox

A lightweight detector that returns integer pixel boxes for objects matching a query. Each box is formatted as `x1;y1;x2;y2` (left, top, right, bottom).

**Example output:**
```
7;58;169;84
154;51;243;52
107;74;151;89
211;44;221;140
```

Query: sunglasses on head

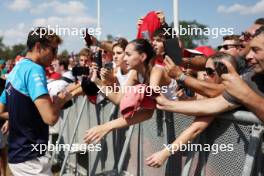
241;32;253;42
205;67;216;76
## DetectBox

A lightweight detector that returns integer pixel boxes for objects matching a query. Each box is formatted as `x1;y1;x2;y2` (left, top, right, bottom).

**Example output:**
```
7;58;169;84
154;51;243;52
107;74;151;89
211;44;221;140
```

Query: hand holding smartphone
214;61;228;77
83;29;93;48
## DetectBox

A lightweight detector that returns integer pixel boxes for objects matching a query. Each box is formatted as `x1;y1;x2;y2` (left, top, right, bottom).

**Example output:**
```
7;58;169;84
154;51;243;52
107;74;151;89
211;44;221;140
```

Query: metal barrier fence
49;96;264;176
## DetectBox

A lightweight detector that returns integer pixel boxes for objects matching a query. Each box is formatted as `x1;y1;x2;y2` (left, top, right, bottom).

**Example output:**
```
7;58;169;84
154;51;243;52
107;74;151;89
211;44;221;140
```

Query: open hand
145;149;170;168
84;124;111;144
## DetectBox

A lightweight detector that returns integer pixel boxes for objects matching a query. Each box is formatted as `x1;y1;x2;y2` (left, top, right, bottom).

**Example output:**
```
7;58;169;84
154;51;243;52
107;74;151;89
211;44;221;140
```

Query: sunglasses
241;32;253;42
205;67;216;76
217;44;241;50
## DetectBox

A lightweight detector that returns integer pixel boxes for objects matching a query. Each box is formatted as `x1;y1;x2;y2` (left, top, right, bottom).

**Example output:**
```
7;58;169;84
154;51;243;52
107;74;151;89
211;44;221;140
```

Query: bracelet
177;73;186;87
165;145;174;156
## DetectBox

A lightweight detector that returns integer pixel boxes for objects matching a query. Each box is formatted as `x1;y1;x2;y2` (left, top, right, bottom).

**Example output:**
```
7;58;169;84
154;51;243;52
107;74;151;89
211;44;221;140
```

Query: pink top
120;84;156;119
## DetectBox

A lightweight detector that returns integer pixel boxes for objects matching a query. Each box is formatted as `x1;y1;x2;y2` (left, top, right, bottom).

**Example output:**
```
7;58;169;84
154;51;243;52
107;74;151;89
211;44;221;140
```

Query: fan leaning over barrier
80;25;184;144
155;27;264;140
83;39;156;144
146;52;238;168
79;37;173;138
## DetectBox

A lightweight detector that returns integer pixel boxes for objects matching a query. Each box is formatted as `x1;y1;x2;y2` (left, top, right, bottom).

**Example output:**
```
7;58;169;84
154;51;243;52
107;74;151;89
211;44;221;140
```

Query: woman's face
204;58;221;84
79;55;91;67
124;43;145;70
113;46;125;67
152;36;165;56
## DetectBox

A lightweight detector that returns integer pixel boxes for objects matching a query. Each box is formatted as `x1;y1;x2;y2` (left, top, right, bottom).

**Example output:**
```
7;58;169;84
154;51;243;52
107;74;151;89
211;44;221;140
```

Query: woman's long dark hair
129;38;155;84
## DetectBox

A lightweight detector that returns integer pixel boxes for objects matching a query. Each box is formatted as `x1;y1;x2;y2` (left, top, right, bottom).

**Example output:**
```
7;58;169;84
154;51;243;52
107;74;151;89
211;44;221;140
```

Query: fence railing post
50;105;72;164
242;124;264;176
59;97;87;176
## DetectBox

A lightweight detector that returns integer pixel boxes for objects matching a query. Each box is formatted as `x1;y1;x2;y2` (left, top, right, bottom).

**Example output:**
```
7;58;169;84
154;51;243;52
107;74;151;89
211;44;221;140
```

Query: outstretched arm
84;109;154;144
156;95;239;116
146;116;213;167
164;57;224;98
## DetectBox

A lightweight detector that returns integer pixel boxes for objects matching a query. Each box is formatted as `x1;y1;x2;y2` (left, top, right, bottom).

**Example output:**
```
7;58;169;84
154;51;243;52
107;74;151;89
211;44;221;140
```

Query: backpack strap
61;76;74;84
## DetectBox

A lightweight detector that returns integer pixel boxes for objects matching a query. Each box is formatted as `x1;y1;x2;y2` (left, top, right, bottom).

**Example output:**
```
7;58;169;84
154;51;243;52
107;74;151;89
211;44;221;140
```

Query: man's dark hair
27;27;62;51
254;18;264;26
153;27;173;40
253;26;264;37
59;58;69;71
223;35;240;43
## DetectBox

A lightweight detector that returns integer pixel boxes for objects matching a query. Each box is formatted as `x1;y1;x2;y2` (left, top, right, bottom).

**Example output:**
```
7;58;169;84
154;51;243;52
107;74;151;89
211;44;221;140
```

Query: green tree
1;47;12;60
106;34;114;41
11;44;27;58
59;49;69;59
0;37;26;60
0;37;7;59
171;20;209;48
0;37;5;50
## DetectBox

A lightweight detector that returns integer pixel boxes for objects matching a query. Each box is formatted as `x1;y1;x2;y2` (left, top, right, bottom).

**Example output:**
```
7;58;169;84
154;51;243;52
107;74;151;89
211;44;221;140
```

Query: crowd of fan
0;11;263;175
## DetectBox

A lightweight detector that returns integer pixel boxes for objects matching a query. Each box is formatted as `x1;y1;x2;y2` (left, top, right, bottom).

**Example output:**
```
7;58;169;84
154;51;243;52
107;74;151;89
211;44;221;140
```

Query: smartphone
93;50;102;69
214;61;228;76
84;29;93;48
163;38;182;65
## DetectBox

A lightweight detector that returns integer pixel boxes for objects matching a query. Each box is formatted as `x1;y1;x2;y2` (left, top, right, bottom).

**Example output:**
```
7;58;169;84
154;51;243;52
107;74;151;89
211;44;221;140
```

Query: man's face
246;34;264;74
152;36;165;56
39;42;58;67
219;40;241;57
51;59;60;73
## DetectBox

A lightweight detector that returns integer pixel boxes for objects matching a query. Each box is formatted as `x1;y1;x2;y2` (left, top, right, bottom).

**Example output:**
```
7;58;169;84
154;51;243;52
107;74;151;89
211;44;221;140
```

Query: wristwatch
176;73;186;87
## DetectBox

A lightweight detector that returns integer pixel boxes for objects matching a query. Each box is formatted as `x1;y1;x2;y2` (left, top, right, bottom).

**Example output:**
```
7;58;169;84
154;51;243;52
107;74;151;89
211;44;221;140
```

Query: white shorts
9;155;52;176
